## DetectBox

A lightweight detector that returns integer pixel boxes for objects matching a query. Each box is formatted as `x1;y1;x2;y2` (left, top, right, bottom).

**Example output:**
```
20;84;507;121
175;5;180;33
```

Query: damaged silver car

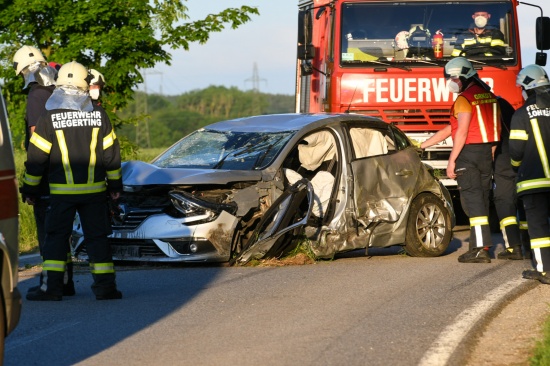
72;113;455;264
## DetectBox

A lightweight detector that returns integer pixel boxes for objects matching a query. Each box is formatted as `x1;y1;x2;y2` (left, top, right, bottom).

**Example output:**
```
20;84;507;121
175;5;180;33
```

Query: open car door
233;179;314;265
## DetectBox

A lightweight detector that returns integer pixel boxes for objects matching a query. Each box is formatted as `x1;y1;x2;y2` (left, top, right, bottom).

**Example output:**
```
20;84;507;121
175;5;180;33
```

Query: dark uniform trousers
493;150;524;249
456;143;493;249
34;197;74;287
522;193;550;273
41;193;116;297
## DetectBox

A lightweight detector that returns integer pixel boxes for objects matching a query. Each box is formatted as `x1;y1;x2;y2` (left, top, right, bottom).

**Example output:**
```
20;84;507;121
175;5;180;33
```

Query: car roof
204;113;389;133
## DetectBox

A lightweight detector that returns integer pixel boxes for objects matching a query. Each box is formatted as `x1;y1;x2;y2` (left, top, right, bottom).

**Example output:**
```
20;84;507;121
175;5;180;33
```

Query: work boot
26;289;62;301
96;289;122;300
497;246;523;260
458;248;491;263
522;269;541;280
28;281;75;296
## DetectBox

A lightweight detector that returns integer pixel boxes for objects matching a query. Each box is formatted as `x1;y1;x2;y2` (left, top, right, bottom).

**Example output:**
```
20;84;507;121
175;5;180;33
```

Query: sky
143;1;550;96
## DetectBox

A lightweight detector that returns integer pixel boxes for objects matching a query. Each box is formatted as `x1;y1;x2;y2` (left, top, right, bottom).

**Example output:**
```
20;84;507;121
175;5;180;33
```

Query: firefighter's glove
19;186;38;205
410;139;422;149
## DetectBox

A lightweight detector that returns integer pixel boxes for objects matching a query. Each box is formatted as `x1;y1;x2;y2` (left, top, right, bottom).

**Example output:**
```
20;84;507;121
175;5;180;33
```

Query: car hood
122;160;263;186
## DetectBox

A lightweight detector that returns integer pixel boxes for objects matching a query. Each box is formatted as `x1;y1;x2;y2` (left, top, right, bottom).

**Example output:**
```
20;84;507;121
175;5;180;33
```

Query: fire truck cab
296;0;550;187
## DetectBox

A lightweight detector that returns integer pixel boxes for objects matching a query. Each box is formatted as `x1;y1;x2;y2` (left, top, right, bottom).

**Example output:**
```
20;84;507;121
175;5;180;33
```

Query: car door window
349;127;397;159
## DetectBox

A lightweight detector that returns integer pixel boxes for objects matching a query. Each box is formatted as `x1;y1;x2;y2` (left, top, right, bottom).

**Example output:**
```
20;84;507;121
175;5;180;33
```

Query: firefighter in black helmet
509;64;550;284
23;61;123;300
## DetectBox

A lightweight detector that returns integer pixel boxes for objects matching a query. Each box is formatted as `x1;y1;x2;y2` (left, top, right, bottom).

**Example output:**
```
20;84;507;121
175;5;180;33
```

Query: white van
0;85;22;362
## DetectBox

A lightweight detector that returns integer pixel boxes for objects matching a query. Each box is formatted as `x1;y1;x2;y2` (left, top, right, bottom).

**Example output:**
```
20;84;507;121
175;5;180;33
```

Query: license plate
111;245;140;258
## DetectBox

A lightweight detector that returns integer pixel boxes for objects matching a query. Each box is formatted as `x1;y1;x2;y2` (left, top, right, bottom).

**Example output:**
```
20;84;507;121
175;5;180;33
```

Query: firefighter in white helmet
13;46;76;296
421;57;501;263
23;61;123;300
509;64;550;284
89;69;106;105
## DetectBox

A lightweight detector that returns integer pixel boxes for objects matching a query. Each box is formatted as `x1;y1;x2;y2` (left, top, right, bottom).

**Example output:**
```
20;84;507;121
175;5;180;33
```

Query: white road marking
418;278;525;366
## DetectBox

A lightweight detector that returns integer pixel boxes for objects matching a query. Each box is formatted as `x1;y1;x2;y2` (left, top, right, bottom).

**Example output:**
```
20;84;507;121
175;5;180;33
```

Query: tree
0;1;259;150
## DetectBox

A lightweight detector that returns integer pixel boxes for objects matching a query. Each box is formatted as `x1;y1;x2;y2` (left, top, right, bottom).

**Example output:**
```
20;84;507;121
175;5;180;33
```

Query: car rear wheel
404;193;452;257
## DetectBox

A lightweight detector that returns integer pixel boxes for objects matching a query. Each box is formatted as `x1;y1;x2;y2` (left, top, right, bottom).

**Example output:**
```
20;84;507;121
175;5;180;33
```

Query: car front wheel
404;193;452;257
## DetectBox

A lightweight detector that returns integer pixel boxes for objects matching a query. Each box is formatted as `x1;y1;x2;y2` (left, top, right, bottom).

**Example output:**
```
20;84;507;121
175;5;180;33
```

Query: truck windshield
341;1;516;67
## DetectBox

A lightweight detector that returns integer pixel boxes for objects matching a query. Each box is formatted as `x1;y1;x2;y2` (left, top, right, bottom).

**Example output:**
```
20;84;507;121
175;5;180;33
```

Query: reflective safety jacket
23;105;122;195
451;28;506;57
450;84;501;144
509;91;550;196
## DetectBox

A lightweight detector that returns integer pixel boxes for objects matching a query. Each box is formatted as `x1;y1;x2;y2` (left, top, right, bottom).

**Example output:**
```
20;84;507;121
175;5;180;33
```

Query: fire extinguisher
432;30;444;59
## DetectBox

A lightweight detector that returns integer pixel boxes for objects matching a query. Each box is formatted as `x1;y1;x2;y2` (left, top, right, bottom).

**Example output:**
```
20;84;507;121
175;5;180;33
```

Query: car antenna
345;83;359;113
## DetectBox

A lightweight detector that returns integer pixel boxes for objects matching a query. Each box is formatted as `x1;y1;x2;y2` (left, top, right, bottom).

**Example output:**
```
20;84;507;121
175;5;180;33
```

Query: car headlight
169;191;216;217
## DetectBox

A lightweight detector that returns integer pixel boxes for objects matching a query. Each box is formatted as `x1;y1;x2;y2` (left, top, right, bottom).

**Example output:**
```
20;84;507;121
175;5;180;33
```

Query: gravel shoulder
467;283;550;366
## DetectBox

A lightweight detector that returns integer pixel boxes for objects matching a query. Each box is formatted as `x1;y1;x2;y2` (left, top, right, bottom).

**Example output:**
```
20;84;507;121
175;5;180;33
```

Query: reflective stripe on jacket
23;105;122;195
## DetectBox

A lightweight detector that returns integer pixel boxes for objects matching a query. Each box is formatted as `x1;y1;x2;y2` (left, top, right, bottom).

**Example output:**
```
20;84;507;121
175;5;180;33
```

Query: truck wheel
404;193;452;257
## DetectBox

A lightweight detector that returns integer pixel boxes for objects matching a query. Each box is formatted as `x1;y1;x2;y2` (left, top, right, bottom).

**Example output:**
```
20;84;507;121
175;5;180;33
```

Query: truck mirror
535;52;547;67
297;44;316;60
536;17;550;50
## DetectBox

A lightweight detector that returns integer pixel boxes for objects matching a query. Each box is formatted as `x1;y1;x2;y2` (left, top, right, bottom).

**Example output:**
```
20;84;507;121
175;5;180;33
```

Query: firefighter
451;10;506;57
89;69;105;106
494;96;531;261
12;46;75;296
509;64;550;284
421;57;500;263
23;61;123;300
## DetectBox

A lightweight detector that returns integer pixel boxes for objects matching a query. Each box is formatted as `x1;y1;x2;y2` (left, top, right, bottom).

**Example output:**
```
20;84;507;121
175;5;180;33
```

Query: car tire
404;193;452;257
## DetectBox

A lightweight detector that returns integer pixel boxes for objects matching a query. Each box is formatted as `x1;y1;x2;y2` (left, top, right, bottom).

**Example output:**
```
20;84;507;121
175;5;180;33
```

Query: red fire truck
296;0;549;188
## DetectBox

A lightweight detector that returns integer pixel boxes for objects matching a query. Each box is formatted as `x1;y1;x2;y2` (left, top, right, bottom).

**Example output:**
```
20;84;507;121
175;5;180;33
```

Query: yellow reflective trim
510;129;528;140
88;128;99;184
55;130;74;184
475;104;488;142
29;133;52;154
451;49;462;57
500;216;517;229
23;172;42;186
491;39;505;47
470;216;489;226
511;159;521;167
103;130;115;150
517;178;550;193
106;168;122;180
531;237;550;249
463;39;476;46
530;118;550;178
90;262;115;274
519;221;528;230
50;182;106;195
43;260;66;272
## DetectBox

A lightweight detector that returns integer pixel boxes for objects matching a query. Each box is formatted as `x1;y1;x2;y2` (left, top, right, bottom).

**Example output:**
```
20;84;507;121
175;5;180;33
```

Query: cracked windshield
153;130;295;170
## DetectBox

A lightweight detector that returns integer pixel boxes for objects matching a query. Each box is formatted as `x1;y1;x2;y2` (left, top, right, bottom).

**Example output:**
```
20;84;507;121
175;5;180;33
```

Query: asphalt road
7;226;538;366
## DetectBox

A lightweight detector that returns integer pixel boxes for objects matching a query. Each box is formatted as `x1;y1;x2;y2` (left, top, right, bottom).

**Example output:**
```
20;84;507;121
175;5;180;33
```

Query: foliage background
0;0;258;152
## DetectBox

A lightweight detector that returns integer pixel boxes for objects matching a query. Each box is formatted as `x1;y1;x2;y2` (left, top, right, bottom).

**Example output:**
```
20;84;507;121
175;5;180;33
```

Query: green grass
16;147;167;255
531;311;550;365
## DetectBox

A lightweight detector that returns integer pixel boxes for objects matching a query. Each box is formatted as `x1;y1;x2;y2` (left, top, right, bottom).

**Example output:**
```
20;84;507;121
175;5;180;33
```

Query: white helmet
89;69;106;87
516;64;550;90
444;57;477;79
56;61;90;90
13;45;46;75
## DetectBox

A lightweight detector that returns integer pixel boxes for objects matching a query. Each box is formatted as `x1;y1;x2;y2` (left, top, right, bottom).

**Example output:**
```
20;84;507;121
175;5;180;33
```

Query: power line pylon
244;62;267;92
